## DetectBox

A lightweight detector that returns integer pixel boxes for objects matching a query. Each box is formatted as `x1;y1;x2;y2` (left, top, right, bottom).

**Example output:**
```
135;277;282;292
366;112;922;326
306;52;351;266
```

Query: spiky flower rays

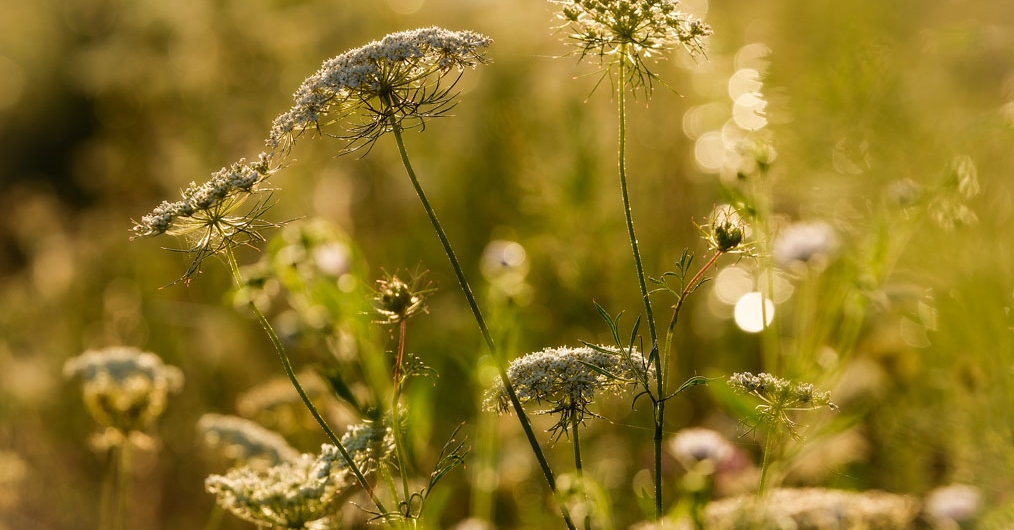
551;0;711;95
268;27;493;153
131;153;278;280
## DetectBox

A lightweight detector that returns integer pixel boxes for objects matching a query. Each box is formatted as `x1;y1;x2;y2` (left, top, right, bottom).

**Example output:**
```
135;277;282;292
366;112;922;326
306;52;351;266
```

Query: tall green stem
758;430;777;493
223;248;389;518
389;123;577;530
571;416;591;530
617;53;663;519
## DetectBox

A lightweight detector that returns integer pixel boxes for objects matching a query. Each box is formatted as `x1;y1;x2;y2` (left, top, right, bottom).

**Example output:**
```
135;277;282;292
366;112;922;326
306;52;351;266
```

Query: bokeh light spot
694;131;726;172
734;292;774;333
387;0;425;15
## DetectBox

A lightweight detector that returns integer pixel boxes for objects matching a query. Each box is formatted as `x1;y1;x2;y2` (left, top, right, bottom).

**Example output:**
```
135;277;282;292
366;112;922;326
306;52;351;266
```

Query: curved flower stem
389;123;577;530
616;52;663;519
223;248;390;519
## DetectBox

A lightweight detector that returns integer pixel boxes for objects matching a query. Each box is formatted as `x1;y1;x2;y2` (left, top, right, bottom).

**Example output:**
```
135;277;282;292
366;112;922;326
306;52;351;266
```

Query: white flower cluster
551;0;711;70
63;346;184;436
268;26;493;150
484;345;651;416
205;444;350;529
334;421;395;473
131;153;273;238
197;413;301;467
728;372;833;410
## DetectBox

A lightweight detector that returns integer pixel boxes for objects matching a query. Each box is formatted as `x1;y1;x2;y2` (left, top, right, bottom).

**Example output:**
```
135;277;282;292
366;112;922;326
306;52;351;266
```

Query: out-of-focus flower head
64;346;184;444
197;413;301;468
772;220;839;270
924;484;982;528
668;427;735;472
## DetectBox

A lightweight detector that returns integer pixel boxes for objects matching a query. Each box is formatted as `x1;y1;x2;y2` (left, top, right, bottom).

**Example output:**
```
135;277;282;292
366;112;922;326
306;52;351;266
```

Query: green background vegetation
1;0;1012;528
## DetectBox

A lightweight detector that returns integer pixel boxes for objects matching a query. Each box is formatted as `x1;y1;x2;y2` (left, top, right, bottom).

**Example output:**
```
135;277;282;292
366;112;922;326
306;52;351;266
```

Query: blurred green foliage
1;0;1013;528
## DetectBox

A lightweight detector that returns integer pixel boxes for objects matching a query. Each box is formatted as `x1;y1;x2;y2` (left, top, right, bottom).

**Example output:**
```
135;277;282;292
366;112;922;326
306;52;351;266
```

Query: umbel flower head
371;270;434;324
702;204;747;253
131;153;278;281
205;443;352;529
204;421;394;529
484;345;653;438
268;26;493;153
550;0;712;95
728;372;836;439
63;346;184;444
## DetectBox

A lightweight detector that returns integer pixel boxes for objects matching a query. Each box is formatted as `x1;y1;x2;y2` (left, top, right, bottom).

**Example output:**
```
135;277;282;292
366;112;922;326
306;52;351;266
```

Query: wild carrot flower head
197;413;301;467
550;0;711;95
131;153;278;281
702;204;747;253
371;270;434;324
205;443;353;529
63;347;184;441
483;345;653;438
267;27;492;153
728;372;836;439
335;421;395;475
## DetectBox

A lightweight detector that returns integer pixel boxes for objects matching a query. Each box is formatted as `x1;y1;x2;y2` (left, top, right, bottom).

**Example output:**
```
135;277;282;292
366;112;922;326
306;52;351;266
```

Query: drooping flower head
550;0;712;95
268;27;493;153
64;347;184;444
131;153;278;281
484;345;653;438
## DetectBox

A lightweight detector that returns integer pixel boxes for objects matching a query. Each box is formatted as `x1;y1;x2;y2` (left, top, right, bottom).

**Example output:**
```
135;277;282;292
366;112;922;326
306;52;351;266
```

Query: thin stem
389;123;577;530
392;320;413;508
114;442;130;530
617;51;663;520
223;248;390;518
203;504;225;530
571;417;591;530
758;429;776;493
663;251;722;385
99;446;115;530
